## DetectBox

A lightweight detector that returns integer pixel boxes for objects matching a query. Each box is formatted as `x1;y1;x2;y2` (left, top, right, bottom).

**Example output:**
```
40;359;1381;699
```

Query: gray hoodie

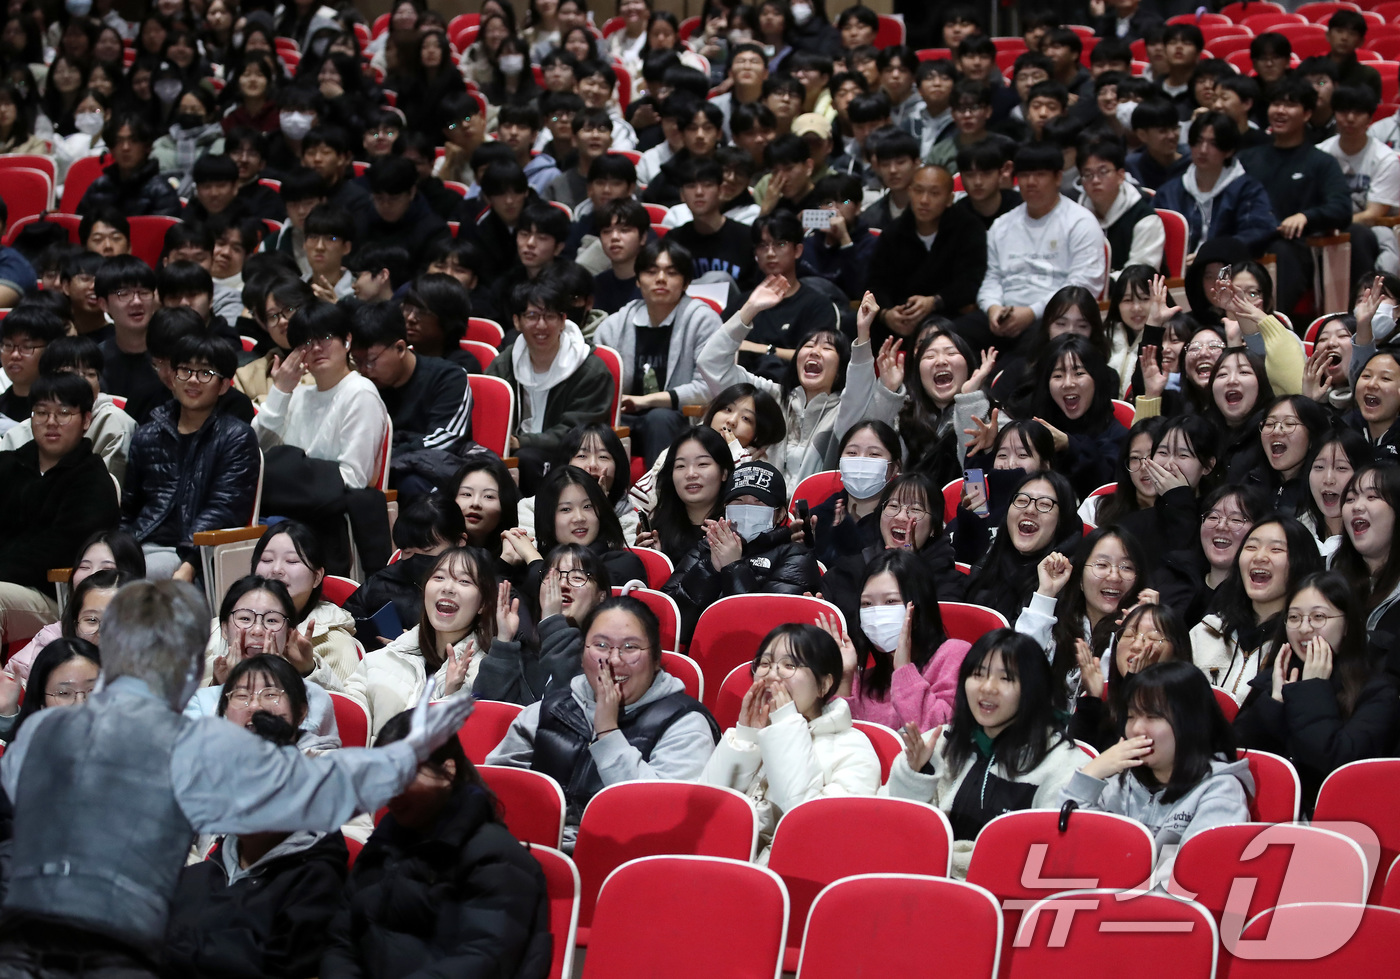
1060;756;1255;886
485;670;718;848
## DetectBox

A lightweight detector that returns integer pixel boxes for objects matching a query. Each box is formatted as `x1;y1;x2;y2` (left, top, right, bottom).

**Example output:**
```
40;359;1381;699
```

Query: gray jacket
592;296;723;406
1060;756;1254;886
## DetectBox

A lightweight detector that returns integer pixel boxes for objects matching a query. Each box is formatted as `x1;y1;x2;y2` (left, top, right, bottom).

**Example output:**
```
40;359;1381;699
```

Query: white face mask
279;111;314;139
839;457;889;500
75;111;104;136
1377;301;1396;335
65;0;92;15
726;503;774;542
791;2;813;24
499;54;525;75
859;603;906;653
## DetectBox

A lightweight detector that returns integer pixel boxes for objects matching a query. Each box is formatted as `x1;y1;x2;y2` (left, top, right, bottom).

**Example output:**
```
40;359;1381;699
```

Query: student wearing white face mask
666;461;822;643
808;420;900;566
816;549;971;731
54;89;110;192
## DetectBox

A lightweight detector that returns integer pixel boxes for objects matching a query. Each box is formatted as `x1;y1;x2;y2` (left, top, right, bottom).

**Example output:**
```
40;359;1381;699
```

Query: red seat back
624;545;674;589
592;345;623;425
60;154;111;214
659;650;704;700
851;719;902;783
465;316;504;347
1239;748;1300;822
712;662;754;731
687;594;845;707
769;797;953;972
1228;904;1400;978
1156;208;1189;278
328;691;369;747
789;470;844;513
466;374;514;457
938;601;1010;645
457;699;524;764
529;844;580;979
612;585;681;651
1314;758;1400;902
479;765;566;848
127;215;180;268
0;168;49;224
320;574;359;606
573;782;757;941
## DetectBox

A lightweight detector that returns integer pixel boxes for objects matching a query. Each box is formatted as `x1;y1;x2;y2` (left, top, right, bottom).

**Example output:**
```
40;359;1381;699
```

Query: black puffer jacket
76;158;182;218
163;831;349;979
121;401;260;563
665;524;822;642
320;783;551;979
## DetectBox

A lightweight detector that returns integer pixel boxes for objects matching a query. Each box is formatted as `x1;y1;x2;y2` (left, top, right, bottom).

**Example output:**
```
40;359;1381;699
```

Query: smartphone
964;468;990;517
1216;264;1233;286
794;499;810;524
636;509;652;535
800;208;833;231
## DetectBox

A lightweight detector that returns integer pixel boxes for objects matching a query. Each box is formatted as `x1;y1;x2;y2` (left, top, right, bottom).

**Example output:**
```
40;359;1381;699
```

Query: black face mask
176;112;204;129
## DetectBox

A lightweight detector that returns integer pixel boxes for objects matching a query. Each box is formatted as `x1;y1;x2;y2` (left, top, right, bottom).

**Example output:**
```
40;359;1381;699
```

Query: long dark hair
898;328;978;464
1107;264;1154;346
418;546;498;671
965;470;1081;619
443;455;521;556
250;521;326;617
1104;603;1192;728
1255;394;1333;490
1271;571;1376;719
70;529;146;583
1212;515;1324;641
1205;346;1271;434
1119;660;1239;804
751;623;843;709
1301;428;1370;543
1333;463;1400;613
943;629;1067;779
702;382;786;450
990;418;1054;471
852;549;948;697
874;473;943;547
377;706;496;816
1048;527;1148;698
535;465;629;553
61;570;135;641
1041;285;1110;362
15;638;99;733
1149;414;1221;499
558;422;632;507
653;426;733;561
780;326;850;402
1031;334;1117;435
1093;417;1165;526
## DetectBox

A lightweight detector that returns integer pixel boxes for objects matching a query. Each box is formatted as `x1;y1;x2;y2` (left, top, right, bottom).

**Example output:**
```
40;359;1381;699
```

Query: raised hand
742;274;789;321
962;406;1000;454
963;347;998;393
876;336;905;392
1032;416;1069;452
815;612;857;681
1147;274;1182;328
442;638;475;695
1142;456;1189;495
1036;552;1073;598
497;581;521;637
1139;344;1167;399
282;619;316;676
738;677;769;728
270;347;306;394
900;721;939;772
1302;345;1335;403
1076;639;1105;699
892;602;915;669
1301;636;1334;681
856;290;879;340
591;657;622;733
708;518;744;570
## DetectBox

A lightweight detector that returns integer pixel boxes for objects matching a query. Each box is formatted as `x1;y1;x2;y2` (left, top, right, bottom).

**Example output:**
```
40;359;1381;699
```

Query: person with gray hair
0;580;475;979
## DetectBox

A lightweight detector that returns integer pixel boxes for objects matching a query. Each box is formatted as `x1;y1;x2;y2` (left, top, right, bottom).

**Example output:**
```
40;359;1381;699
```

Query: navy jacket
1155;170;1280;255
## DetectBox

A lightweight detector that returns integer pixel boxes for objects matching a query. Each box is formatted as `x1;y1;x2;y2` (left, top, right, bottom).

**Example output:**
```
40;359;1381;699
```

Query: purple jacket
845;639;972;730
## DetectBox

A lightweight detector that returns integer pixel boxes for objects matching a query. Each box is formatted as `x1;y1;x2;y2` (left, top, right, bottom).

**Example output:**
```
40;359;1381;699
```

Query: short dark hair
94;255;156;298
31;371;95;414
79;208;129;245
811;173;863;207
1091;37;1133;66
498;102;543;132
869;126;921;162
171;333;238;379
146;307;204;359
1333;83;1380;115
517;201;570;241
957;138;1011;173
787;50;833;76
350;301;408;348
751;211;804;247
1130;99;1180;131
1250;32;1291;61
1188;110;1240;158
366;154;418;195
1217;74;1260;105
586;153;637;184
471;142;517;173
1013;51;1054;79
1027;79;1069;110
1044;27;1083;56
571;106;611;134
1268;75;1319;113
280;167;329;203
392;494;466;551
1329;9;1368;37
576;58;616;87
683;100;725;132
286;300;352;348
403;274;472;344
303;203;355;241
1013;141;1066;175
847;90;893;124
2;303;65;345
836;5;878;30
161;222;214;261
729;100;778;136
875;44;916;73
677;156;723;186
191;153;238;185
300;125;353;156
1297;55;1339;81
635;238;694;284
156;261;213;300
39;335;103;377
103;111;152;149
480;160;529;197
1080;139;1126;171
762;74;805;101
59;250;104;282
595;197;649;233
1162;22;1204;50
224;126;267;159
765;132;811;167
951;79;993;110
956;33;996;59
916;58;956;84
349;243;413;289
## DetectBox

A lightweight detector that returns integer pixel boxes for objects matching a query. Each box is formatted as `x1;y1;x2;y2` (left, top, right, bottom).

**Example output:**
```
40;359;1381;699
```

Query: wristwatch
766;344;775;356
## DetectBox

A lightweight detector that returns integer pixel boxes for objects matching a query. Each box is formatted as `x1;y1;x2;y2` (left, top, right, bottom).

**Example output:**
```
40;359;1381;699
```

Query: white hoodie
1093;181;1166;276
1180;159;1247;245
512;320;591;435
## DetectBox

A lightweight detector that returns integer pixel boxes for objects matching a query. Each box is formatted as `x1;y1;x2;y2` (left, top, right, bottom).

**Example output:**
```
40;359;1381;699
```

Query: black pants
621;408;691;468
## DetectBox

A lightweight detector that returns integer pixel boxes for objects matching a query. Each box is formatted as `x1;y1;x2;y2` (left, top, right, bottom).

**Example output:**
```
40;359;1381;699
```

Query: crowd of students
0;0;1397;974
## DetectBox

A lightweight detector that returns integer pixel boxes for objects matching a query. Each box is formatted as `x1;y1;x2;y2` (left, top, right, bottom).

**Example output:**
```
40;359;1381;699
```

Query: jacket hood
218;829;331;883
568;668;686;713
1199;755;1255;795
1182;158;1245;205
305;600;356;638
511;320;591;395
1096;181;1145;227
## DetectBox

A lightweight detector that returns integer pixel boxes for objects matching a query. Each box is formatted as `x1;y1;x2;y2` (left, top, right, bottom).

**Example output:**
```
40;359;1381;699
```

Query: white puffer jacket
701;698;881;862
341;625;483;735
1189;614;1272;705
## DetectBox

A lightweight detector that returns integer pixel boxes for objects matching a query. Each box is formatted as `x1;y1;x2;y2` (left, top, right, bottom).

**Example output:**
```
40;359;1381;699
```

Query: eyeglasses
521;310;565;325
226;686;286;709
300;335;342;350
1080;166;1117;183
1125;456;1150;472
881;501;929;519
1204;510;1251;531
174;367;224;383
556;569;593;587
753;659;798;678
1187;339;1226;355
1120;630;1164;646
1260;417;1302;434
1088;560;1137;579
32;406;81;423
46;683;95;704
230;609;290;631
1;341;45;355
112;288;154;302
268;305;297;324
1286;611;1344;629
1011;493;1058;513
587;639;649;661
75;613;102;636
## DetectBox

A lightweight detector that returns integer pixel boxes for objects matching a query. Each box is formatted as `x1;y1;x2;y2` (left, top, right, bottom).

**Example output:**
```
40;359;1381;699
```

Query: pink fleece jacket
844;639;972;730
